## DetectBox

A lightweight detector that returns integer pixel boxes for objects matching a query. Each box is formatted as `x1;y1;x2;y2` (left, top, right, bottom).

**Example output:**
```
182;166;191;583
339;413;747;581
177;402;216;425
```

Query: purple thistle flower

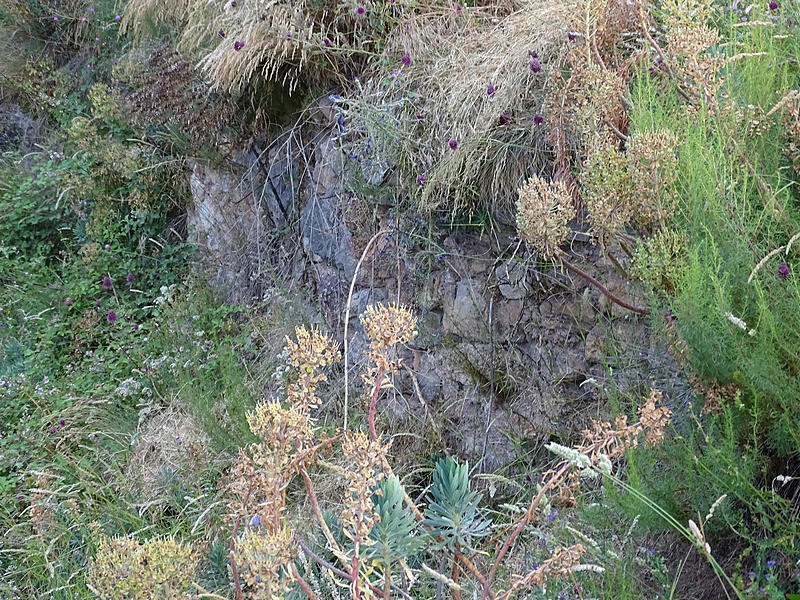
126;273;135;283
115;14;120;20
778;263;790;280
107;310;117;323
323;37;331;46
401;53;411;66
231;0;237;5
416;174;427;185
448;138;458;150
233;40;245;51
218;29;225;38
53;16;59;21
65;297;74;307
533;113;544;125
357;5;365;14
769;1;778;10
102;276;112;290
59;419;66;427
531;50;538;59
499;112;511;125
50;427;57;434
529;57;542;73
95;299;101;308
487;83;496;96
568;31;578;41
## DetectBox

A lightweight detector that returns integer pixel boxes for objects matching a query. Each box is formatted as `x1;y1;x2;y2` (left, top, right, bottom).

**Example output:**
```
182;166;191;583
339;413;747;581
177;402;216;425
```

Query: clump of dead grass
125;401;212;506
335;1;573;217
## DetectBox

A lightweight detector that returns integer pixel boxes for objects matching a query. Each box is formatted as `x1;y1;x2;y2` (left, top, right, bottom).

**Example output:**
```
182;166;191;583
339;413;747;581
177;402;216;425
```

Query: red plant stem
368;365;386;442
451;561;462;600
560;256;650;315
300;467;345;562
482;463;571;600
456;553;492;597
291;563;318;600
229;486;251;600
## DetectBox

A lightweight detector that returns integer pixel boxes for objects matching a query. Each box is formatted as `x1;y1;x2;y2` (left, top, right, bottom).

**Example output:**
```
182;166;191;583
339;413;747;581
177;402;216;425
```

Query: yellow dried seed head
516;175;575;260
285;326;340;373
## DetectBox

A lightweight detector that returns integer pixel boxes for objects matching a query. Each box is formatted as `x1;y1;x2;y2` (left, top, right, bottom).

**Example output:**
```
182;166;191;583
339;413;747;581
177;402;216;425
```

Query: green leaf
365;475;423;568
422;458;492;552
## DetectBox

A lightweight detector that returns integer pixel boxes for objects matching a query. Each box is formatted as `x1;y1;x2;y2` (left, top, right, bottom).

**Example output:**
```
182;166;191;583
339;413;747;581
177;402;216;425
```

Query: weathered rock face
0;104;41;152
186;114;683;471
299;138;357;279
186;161;273;302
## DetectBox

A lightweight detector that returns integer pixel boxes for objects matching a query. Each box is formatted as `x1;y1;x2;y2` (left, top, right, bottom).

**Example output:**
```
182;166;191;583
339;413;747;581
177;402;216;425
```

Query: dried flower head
638;389;672;446
232;527;295;598
581;147;634;244
360;304;417;353
627;131;680;225
340;431;388;544
285;326;340;373
516;175;575;260
88;535;198;600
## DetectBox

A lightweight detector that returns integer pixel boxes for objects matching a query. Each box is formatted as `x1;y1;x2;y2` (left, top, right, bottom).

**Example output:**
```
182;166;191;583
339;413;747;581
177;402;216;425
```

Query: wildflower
778;262;790;279
749;571;756;580
115;14;120;20
401;53;411;66
448;138;458;150
50;426;57;433
231;0;237;5
107;310;117;323
487;83;496;96
568;31;578;41
95;300;101;308
546;510;557;521
250;515;261;527
533;113;544;125
233;40;245;51
82;17;87;22
89;7;95;12
530;58;542;73
499;112;511;125
59;419;65;427
416;174;427;185
126;273;135;283
65;297;74;307
53;16;59;21
323;37;331;46
218;29;225;38
769;1;778;10
102;276;112;290
357;5;365;14
766;559;776;568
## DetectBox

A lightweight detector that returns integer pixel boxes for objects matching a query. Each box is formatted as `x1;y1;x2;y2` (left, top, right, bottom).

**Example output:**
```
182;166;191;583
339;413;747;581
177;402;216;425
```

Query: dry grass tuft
338;1;573;216
125;401;212;505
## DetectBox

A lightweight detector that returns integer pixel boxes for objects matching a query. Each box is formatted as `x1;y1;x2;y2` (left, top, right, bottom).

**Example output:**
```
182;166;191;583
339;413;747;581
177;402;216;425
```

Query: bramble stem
560;255;649;315
291;563;318;600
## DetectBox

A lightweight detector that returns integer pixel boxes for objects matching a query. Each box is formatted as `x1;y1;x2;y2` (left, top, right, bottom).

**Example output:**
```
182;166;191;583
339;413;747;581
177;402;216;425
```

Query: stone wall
185;111;685;470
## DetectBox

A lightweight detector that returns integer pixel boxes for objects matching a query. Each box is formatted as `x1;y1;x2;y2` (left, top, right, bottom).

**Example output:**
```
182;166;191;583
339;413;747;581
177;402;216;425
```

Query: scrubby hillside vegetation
1;0;799;599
